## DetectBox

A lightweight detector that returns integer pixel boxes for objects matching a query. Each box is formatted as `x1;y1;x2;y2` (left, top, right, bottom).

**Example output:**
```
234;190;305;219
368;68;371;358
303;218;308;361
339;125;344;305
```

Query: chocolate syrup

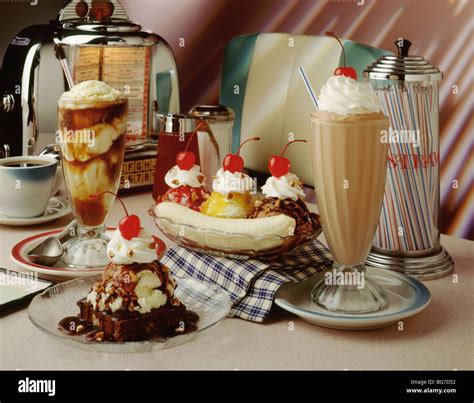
64;134;125;227
58;316;92;335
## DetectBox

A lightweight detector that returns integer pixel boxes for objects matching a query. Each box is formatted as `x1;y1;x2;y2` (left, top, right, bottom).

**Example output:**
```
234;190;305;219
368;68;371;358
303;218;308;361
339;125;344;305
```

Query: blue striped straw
298;66;319;109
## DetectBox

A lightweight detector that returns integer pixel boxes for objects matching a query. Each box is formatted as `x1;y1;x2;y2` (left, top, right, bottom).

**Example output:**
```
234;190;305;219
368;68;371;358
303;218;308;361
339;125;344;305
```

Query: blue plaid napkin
161;240;332;322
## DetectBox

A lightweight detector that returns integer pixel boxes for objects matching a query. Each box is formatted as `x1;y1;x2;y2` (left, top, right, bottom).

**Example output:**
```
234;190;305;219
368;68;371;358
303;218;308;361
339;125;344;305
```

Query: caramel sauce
60;100;128;130
62;134;125;227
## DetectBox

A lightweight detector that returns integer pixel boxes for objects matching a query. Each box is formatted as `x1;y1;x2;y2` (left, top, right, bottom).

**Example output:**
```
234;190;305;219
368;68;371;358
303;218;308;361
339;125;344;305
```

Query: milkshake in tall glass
310;75;389;313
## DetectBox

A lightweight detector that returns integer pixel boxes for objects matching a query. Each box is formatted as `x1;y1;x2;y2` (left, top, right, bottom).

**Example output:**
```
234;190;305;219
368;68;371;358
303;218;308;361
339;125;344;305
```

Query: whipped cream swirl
318;76;381;115
165;164;205;188
107;228;156;265
212;168;256;195
262;173;305;201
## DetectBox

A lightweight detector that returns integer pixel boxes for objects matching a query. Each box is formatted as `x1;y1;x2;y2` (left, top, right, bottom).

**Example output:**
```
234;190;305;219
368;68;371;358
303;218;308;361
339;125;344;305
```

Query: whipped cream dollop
212;168;256;195
262;173;305;201
59;80;125;108
107;228;156;265
318;76;381;115
165;164;205;188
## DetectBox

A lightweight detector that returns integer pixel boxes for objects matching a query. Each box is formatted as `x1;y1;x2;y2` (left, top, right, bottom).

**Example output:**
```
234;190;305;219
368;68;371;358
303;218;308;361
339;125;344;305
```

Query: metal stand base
366;246;454;280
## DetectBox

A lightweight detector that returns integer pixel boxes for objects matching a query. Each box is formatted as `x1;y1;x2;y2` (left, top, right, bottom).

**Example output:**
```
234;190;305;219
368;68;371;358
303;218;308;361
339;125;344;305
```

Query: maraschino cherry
325;31;357;80
268;139;307;178
175;121;206;170
90;191;141;240
223;137;260;173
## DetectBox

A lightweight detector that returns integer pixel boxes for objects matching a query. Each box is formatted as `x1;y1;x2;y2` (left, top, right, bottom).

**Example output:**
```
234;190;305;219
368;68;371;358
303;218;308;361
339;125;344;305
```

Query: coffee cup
0;156;58;218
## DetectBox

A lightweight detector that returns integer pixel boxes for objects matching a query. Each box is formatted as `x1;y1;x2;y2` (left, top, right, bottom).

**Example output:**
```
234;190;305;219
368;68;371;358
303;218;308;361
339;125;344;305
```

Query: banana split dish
151;139;321;258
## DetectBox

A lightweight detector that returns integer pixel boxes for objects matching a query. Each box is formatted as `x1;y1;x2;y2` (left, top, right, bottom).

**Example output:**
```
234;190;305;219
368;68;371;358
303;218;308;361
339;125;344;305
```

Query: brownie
77;298;199;342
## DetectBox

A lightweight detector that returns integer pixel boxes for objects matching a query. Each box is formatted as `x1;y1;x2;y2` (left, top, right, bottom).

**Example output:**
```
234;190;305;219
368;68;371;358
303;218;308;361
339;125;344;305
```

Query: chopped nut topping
171;297;180;306
191;192;198;201
108;250;115;259
198;175;205;183
76;324;85;333
126;249;134;258
171;179;180;185
149;242;155;249
95;331;104;342
226;193;234;200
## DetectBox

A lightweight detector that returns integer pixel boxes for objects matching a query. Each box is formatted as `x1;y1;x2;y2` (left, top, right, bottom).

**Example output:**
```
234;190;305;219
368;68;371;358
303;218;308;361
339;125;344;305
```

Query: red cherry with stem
268;139;307;178
176;121;206;170
119;215;141;241
90;191;141;240
325;31;357;80
334;66;357;80
176;151;195;170
223;137;260;173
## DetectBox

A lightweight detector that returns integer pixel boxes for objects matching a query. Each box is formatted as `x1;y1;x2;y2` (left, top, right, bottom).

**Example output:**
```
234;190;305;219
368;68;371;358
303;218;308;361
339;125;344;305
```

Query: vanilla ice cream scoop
59;80;125;108
86;261;177;314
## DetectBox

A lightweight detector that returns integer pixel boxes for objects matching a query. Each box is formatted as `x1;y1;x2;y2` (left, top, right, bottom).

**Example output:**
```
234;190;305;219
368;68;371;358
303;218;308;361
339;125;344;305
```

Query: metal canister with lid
188;105;235;190
364;38;454;279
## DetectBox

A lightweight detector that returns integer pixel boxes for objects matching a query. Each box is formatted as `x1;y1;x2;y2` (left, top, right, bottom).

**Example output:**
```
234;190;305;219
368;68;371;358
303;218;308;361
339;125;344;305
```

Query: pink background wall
121;0;473;240
0;0;471;240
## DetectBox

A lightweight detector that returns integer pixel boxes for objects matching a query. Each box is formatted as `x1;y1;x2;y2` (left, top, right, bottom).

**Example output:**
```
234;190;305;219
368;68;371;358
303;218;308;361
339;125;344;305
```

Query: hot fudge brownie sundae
59;195;198;342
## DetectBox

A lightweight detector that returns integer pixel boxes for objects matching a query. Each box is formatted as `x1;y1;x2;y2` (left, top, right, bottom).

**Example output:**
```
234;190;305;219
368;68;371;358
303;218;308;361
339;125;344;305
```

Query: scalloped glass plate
149;205;323;260
28;275;231;353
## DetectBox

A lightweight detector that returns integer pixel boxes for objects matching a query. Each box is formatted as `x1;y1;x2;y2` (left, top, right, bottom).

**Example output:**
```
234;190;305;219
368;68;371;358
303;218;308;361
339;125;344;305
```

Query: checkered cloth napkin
161;240;332;322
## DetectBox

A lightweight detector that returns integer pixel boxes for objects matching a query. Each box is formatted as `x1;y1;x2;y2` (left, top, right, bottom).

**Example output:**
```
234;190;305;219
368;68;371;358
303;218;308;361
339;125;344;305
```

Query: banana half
153;202;296;252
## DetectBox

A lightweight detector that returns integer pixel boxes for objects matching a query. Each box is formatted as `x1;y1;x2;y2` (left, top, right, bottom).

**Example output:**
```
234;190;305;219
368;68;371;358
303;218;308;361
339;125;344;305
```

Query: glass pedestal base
63;226;110;269
311;264;387;314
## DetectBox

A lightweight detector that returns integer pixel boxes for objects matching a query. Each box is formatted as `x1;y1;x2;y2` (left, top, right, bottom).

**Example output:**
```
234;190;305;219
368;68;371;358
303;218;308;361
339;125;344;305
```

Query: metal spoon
28;220;77;266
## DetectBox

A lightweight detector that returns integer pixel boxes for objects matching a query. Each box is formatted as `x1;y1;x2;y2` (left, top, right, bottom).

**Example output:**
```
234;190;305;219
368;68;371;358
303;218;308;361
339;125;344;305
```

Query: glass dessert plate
149;206;323;260
28;274;231;353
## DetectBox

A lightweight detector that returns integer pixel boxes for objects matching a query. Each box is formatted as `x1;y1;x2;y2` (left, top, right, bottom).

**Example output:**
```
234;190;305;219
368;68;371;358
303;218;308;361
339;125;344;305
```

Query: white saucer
275;267;431;330
11;228;116;279
0;197;71;226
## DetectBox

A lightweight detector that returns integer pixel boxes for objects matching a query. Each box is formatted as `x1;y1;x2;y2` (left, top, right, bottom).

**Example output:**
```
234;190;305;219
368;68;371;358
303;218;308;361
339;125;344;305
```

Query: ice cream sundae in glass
57;80;127;268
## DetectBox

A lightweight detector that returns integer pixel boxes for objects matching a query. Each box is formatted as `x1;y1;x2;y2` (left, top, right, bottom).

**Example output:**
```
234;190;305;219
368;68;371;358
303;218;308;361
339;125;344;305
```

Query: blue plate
275;267;431;330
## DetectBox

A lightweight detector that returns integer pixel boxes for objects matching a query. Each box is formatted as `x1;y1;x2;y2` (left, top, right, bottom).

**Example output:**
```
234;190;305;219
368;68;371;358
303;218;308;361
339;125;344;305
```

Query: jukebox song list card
72;46;150;143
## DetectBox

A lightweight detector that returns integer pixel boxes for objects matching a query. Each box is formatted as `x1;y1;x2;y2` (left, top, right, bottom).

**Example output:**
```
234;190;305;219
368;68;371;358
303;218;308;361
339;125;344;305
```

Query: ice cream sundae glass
58;80;127;268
